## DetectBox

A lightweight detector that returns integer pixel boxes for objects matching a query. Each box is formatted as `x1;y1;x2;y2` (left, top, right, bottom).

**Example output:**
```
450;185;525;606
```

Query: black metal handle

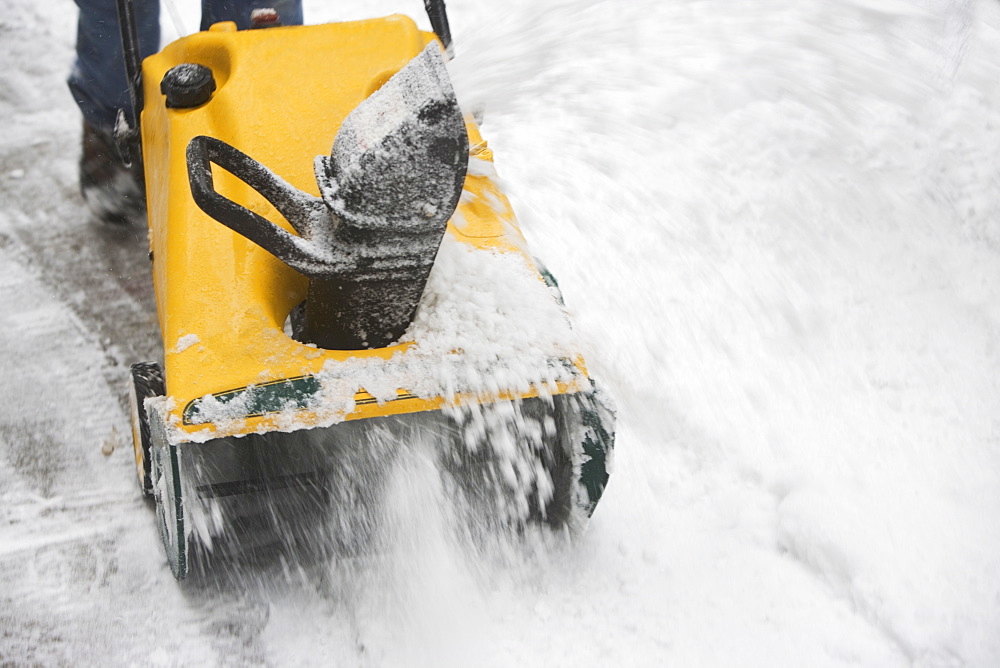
186;135;330;275
116;0;144;123
423;0;454;54
114;0;144;169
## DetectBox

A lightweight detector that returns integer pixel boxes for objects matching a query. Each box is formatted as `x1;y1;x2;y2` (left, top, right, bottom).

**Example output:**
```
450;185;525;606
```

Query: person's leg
69;0;159;223
200;0;302;31
68;0;305;223
69;0;159;133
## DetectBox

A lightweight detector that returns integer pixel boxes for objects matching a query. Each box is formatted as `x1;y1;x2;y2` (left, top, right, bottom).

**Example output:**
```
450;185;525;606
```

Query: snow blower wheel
151;437;186;578
128;361;163;497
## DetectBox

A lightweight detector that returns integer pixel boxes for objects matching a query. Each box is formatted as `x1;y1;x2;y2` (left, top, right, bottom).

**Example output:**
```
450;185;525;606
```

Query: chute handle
186;135;329;276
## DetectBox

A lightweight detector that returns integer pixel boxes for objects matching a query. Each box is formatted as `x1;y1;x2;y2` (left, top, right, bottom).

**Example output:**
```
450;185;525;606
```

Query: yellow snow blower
118;1;613;579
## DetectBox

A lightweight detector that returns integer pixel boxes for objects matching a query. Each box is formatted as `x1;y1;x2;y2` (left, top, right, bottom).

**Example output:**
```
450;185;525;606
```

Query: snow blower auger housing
120;4;614;579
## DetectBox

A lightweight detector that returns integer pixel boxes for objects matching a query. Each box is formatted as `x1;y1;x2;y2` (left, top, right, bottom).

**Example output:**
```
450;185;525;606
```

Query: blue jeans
69;0;303;131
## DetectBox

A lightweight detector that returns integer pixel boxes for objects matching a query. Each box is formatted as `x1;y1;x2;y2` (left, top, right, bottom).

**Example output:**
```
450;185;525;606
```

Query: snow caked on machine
117;0;614;578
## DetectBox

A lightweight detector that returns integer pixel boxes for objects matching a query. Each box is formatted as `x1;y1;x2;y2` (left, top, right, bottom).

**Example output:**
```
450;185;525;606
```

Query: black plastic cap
160;64;216;109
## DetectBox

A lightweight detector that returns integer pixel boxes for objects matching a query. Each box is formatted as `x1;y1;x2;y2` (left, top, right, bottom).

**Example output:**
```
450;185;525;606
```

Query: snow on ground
2;0;1000;665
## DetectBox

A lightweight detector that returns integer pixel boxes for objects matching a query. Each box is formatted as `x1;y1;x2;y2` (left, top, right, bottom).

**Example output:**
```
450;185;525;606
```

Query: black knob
160;64;216;109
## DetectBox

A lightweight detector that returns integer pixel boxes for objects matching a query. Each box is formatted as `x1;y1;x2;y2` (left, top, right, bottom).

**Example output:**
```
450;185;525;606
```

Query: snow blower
118;0;614;579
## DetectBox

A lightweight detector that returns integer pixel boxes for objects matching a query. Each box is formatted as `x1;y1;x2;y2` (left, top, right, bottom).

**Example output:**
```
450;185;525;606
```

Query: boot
79;122;146;225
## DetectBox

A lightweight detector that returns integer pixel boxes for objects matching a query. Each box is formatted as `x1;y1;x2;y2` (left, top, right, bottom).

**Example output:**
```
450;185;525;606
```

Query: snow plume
275;424;574;668
178;396;580;573
332;433;497;667
180;411;567;667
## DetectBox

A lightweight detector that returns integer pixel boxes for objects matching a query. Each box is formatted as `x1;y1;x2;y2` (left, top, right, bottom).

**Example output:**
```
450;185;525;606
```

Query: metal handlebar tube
115;0;145;168
423;0;454;55
116;0;144;121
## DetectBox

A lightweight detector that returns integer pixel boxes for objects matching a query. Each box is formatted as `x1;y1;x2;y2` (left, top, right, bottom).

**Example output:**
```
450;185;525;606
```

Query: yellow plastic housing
140;16;586;441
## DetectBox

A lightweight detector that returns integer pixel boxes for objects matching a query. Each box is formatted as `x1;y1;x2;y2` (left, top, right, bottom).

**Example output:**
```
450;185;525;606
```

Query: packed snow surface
2;0;1000;666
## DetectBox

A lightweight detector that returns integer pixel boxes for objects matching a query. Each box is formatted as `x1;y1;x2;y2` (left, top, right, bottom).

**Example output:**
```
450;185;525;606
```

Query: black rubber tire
128;361;164;497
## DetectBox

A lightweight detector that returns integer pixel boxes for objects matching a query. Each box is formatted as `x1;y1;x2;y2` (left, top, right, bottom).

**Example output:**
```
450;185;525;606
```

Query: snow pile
318;235;579;404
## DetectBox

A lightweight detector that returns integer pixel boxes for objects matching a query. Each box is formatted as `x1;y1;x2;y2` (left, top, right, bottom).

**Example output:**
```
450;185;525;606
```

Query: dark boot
79;122;146;225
